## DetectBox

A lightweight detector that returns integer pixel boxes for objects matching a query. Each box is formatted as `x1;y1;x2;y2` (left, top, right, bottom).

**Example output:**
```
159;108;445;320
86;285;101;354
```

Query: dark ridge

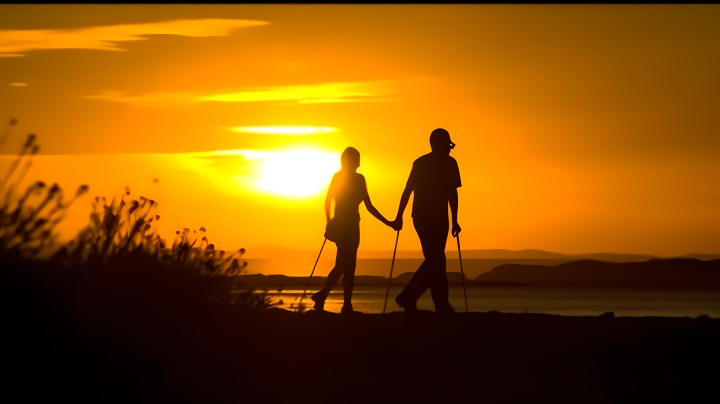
477;258;720;290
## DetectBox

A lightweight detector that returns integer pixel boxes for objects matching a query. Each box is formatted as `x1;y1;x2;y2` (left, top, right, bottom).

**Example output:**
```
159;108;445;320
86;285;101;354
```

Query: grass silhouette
1;119;275;311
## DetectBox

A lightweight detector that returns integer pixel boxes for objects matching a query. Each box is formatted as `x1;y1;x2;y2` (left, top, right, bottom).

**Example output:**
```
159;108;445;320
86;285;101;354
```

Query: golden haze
1;5;719;274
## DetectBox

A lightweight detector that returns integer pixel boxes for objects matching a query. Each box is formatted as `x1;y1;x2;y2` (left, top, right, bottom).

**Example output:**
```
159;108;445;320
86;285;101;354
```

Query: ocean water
251;286;720;318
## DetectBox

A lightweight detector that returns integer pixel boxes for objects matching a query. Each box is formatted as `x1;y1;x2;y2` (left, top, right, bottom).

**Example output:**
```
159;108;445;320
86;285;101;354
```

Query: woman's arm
325;176;336;224
362;176;392;227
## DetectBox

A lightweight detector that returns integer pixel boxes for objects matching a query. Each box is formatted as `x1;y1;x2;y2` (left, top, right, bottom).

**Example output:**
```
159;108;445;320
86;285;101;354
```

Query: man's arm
392;163;416;231
393;186;412;231
450;188;461;237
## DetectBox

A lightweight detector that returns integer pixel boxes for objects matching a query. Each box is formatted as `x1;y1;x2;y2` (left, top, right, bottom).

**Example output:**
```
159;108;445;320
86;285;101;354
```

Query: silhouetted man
392;128;461;313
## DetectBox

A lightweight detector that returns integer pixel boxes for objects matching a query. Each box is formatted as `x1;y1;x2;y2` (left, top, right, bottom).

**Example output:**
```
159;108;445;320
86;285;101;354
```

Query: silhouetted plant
64;187;267;307
0;121;88;260
68;189;165;263
1;119;274;311
231;286;278;310
290;301;308;313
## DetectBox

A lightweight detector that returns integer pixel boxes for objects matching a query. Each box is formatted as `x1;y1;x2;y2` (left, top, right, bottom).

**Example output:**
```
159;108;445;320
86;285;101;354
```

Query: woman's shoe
311;292;326;311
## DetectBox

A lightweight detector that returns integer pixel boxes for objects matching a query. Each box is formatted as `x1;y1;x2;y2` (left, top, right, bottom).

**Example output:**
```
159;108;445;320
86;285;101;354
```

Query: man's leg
428;252;452;311
395;218;442;309
424;219;452;311
396;257;432;309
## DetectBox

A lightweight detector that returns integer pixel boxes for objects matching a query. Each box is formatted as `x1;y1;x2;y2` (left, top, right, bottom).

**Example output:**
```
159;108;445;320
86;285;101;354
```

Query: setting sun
240;148;340;198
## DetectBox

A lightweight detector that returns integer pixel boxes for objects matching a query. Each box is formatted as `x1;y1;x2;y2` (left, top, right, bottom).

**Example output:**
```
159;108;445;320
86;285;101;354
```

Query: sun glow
234;148;341;198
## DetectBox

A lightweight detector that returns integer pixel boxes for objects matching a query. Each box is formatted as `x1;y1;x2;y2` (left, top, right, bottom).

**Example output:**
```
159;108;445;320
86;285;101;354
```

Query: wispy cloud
227;126;338;135
0;19;269;57
199;82;395;103
83;91;199;107
83;80;399;107
8;83;27;87
297;97;391;104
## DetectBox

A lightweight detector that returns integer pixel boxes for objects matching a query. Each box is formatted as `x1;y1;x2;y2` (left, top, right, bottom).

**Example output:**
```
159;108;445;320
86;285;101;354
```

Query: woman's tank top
333;172;364;222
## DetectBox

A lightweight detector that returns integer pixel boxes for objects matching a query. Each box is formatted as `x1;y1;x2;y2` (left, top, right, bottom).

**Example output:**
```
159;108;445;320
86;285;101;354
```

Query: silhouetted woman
312;147;394;313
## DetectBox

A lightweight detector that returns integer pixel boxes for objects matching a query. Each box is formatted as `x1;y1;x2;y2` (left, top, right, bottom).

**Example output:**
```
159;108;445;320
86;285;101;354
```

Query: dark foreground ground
5;264;720;404
7;310;720;403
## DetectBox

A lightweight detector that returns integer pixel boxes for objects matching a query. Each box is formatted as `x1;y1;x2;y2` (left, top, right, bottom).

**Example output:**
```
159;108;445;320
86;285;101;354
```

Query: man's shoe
395;296;419;313
341;305;362;315
436;304;455;314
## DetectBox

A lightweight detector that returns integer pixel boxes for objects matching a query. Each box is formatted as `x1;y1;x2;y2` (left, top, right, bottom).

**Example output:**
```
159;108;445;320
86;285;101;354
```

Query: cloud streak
83;80;399;107
0;19;269;57
83;91;199;107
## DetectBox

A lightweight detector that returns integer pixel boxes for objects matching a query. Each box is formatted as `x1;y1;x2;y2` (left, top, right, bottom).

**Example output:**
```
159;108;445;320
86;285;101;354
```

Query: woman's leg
314;222;359;311
337;245;358;307
313;247;345;303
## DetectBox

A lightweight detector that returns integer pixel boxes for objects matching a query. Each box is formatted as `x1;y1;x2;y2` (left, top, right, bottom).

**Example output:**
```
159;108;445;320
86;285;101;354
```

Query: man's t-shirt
407;153;461;221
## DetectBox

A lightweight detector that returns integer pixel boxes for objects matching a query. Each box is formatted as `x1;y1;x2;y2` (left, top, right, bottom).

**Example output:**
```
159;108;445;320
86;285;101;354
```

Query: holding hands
383;217;402;231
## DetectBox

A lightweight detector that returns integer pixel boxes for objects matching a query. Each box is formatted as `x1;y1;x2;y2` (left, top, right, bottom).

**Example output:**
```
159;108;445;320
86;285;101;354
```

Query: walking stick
296;238;327;312
382;230;400;314
456;234;468;313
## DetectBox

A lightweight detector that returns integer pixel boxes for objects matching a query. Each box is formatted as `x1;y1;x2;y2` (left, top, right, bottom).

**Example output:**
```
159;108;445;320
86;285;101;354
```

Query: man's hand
452;221;462;238
392;217;403;231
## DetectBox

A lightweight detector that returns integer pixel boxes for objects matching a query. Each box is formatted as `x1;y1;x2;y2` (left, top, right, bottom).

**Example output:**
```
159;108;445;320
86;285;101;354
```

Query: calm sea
250;286;720;318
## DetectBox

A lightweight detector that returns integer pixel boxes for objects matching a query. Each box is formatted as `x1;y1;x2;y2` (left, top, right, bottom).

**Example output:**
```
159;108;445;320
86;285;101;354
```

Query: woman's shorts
334;219;360;249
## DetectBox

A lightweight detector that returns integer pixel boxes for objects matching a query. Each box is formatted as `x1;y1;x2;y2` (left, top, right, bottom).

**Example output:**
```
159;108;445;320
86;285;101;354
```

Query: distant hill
238;271;528;289
678;253;720;260
236;272;473;288
568;253;658;262
393;271;471;284
445;249;568;259
476;259;720;290
238;259;720;290
236;273;390;288
365;249;720;262
247;247;719;262
445;250;660;262
365;249;683;262
361;249;571;260
243;258;570;279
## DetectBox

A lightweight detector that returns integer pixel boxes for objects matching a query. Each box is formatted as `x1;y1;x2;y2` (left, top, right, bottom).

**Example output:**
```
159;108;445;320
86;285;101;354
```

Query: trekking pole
456;234;468;313
382;230;400;314
296;238;327;312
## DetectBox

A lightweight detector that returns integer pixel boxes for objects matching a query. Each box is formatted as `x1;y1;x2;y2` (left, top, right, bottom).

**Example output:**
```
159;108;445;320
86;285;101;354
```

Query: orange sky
1;4;719;265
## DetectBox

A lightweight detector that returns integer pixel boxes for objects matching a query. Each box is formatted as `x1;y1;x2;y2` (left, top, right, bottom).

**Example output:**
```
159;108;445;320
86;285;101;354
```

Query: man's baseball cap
430;128;455;149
